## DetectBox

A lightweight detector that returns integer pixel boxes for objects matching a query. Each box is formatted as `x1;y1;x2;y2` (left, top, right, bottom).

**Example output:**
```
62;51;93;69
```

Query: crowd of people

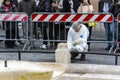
0;0;120;60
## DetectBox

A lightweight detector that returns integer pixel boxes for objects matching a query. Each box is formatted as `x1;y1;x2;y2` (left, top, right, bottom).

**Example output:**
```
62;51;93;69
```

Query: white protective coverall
67;24;89;52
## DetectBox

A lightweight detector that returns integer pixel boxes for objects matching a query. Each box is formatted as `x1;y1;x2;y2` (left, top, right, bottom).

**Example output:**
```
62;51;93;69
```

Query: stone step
56;73;120;80
56;73;82;80
80;73;120;80
66;64;120;75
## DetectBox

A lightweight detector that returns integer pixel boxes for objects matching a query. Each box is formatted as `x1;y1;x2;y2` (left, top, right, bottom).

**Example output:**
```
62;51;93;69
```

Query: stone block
55;43;71;64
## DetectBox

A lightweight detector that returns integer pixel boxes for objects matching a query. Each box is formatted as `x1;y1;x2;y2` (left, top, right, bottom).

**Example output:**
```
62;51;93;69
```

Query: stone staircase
57;73;120;80
55;64;120;80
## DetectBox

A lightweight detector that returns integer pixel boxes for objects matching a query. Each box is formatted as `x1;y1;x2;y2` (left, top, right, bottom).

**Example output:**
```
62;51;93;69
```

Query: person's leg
49;22;54;47
71;45;86;60
118;23;120;47
43;26;48;45
84;23;91;51
54;23;59;47
80;54;86;61
104;22;112;50
112;21;117;50
70;46;79;60
107;23;113;48
71;52;79;60
39;22;48;49
60;22;65;40
80;48;88;61
5;29;15;48
88;27;92;51
33;22;38;39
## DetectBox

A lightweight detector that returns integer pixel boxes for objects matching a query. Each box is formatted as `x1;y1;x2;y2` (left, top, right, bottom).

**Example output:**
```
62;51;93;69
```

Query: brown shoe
80;54;85;61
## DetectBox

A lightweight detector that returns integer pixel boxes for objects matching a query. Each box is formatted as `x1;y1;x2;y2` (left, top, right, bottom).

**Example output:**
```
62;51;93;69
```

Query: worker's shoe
80;54;86;61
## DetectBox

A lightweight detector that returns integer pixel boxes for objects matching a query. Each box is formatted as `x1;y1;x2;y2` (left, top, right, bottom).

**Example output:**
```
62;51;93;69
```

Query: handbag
77;4;97;27
88;22;97;27
77;3;94;13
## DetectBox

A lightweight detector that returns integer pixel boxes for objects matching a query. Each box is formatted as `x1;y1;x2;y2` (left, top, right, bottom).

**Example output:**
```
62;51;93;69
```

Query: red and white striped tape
0;14;27;21
117;15;120;22
32;13;113;22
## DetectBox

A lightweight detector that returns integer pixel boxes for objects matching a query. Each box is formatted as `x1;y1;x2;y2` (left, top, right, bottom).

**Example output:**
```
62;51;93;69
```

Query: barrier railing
0;12;119;65
0;12;28;50
114;14;120;54
30;12;114;53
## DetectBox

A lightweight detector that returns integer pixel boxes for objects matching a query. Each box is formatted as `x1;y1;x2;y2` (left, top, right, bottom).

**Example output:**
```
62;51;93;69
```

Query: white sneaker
40;44;47;49
15;41;20;46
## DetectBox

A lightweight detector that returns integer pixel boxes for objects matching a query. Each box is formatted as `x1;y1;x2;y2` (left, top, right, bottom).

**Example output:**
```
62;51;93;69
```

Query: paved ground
0;35;119;66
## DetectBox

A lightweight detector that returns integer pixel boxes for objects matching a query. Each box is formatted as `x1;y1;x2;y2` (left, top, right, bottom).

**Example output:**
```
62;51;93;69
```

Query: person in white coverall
67;22;89;60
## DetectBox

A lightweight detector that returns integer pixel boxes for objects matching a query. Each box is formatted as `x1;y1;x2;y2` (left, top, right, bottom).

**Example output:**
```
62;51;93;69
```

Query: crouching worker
67;22;89;60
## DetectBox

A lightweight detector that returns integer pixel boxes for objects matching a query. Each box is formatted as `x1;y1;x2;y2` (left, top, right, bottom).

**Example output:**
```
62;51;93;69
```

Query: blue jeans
104;22;113;46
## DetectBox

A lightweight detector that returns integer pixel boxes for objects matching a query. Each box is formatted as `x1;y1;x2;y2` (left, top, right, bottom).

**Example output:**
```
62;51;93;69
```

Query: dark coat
12;0;18;7
109;3;120;18
62;0;80;12
0;0;16;12
98;0;113;12
18;0;36;16
36;0;52;12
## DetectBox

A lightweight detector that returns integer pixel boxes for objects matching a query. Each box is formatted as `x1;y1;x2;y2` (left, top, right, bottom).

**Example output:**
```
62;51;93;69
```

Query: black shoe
80;54;85;61
71;53;79;60
116;48;120;53
105;46;111;50
112;46;116;51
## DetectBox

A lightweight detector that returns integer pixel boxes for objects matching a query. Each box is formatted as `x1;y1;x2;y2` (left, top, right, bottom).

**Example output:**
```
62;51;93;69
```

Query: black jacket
98;0;113;12
109;4;120;18
36;0;52;12
62;0;80;12
18;0;36;16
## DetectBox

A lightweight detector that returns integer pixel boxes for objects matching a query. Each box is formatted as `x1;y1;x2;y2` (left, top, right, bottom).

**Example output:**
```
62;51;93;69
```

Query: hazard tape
117;15;120;22
0;13;27;21
32;13;113;22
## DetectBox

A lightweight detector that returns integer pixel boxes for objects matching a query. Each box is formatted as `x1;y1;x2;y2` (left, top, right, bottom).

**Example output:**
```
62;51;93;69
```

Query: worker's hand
73;38;82;46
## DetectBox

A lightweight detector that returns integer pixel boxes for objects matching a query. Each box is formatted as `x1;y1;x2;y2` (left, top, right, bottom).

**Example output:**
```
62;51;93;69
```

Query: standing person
62;0;80;13
61;0;80;40
98;0;113;50
109;0;120;49
0;0;17;48
18;0;36;17
67;22;89;60
49;0;63;48
18;0;36;45
36;0;52;49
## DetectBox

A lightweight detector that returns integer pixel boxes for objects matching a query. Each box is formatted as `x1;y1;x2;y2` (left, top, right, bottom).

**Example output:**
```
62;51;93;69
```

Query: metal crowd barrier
0;12;119;65
29;12;73;50
114;14;120;54
30;13;114;52
28;12;120;65
83;13;114;54
0;12;28;50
